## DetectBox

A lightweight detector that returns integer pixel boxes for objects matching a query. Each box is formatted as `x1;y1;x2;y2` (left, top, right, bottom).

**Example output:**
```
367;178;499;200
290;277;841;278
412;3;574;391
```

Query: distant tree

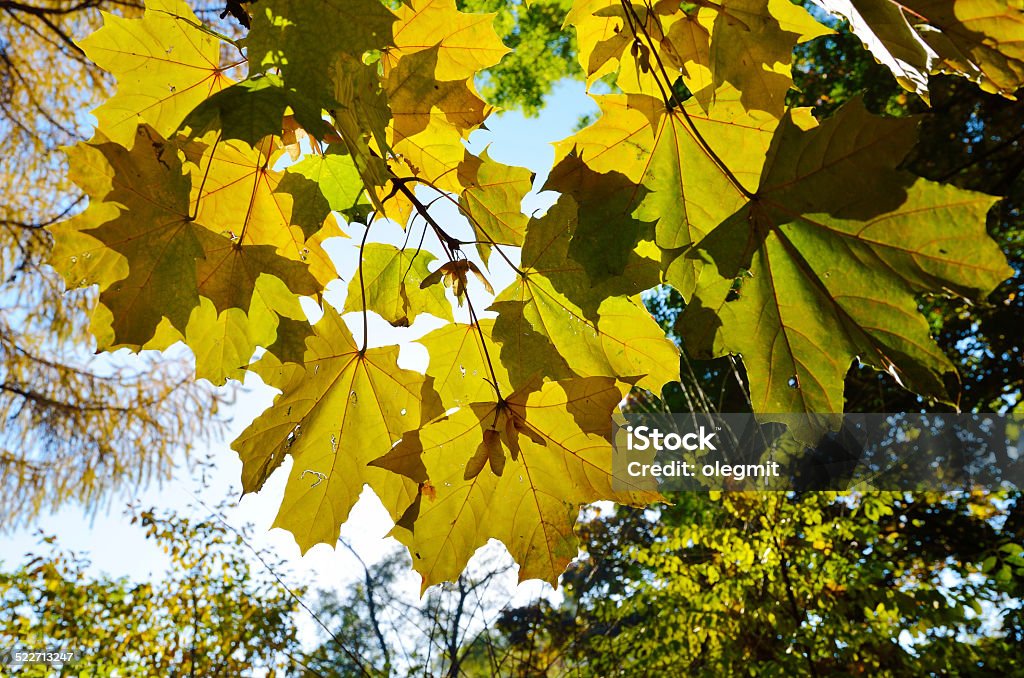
0;505;308;676
0;0;235;530
305;545;519;677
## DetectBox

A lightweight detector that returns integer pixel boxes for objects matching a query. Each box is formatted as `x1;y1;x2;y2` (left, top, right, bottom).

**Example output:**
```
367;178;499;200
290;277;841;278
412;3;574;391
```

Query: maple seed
464;428;505;480
420;259;494;305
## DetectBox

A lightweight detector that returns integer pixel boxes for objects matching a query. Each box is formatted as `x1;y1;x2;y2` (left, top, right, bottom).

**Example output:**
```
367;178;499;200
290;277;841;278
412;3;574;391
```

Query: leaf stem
393;179;461;258
620;0;754;199
189;131;222;223
412;179;527;278
463;289;504;403
388;180;506;402
358;220;374;354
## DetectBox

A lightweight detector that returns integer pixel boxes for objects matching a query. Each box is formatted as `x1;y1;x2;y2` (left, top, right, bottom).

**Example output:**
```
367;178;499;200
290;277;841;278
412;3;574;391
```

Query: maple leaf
386;0;512;81
456;150;534;264
374;377;660;589
416;320;513;409
78;0;234;147
53;126;327;377
329;52;394;201
813;0;936;100
492;195;679;395
246;0;396;131
708;0;831;116
556;86;781;293
386;47;491;141
233;304;441;552
180;74;294;145
181;134;342;288
68;126;205;346
186;276;309;384
565;0;828;115
279;148;367;231
557;86;778;248
372;0;511;221
904;0;1024;97
678;99;1013;441
818;0;1024;99
344;243;454;327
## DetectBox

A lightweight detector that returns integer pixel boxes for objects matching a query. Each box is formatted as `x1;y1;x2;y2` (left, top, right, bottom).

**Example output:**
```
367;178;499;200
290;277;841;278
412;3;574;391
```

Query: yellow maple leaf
79;0;235;147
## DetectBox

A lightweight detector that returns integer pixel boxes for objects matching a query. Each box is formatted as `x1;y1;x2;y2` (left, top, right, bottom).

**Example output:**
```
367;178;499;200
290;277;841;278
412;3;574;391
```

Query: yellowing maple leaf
376;377;660;588
233;304;440;552
182;134;342;288
679;99;1013;441
416;320;513;409
387;0;511;81
79;0;234;147
186;274;309;384
457;150;534;264
565;0;828;115
386;47;491;141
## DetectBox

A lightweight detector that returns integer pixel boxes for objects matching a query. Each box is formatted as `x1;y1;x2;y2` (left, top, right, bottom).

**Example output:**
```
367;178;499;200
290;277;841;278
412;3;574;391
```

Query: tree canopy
35;0;1023;588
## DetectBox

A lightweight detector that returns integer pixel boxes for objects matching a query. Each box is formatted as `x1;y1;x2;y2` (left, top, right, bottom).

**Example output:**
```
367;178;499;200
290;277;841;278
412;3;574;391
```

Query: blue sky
0;79;599;620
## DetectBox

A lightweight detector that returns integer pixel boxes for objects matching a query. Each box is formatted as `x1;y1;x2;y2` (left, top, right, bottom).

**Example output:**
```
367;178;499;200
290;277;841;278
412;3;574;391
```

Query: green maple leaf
493;195;679;394
679;99;1012;441
246;0;396;131
457;150;534;264
558;87;780;257
280;148;366;232
344;243;454;327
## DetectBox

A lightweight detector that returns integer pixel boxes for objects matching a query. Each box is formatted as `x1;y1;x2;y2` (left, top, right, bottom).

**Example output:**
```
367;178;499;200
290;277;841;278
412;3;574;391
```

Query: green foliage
461;0;580;115
0;507;304;676
475;491;1024;676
